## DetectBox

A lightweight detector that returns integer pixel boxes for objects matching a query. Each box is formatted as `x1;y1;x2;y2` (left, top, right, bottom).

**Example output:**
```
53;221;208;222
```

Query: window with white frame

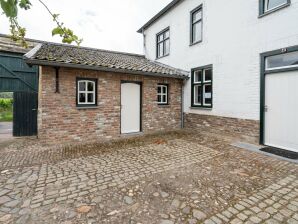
190;5;203;45
77;79;97;106
191;66;212;108
156;28;170;58
157;84;168;105
260;0;289;14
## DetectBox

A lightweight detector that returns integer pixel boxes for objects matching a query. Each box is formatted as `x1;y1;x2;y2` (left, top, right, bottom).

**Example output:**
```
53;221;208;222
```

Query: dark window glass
157;84;168;104
77;79;97;106
192;66;212;107
157;29;170;58
191;7;202;44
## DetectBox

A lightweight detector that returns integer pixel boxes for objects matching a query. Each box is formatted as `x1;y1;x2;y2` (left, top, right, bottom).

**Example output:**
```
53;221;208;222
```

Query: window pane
266;51;298;70
162;95;167;103
158;86;162;94
87;93;94;103
163;86;167;94
203;84;212;105
79;93;86;103
165;30;170;39
192;22;202;43
158;42;164;57
194;70;202;83
158;34;164;42
194;85;202;105
192;9;202;23
79;81;86;91
164;39;170;55
157;95;162;103
267;0;287;10
87;81;94;91
204;69;212;82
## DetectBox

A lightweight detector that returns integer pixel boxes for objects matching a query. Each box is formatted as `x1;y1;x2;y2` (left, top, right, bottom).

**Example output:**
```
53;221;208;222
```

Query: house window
191;66;212;108
157;84;168;105
265;50;298;71
156;28;170;58
77;78;97;106
190;5;202;45
260;0;290;15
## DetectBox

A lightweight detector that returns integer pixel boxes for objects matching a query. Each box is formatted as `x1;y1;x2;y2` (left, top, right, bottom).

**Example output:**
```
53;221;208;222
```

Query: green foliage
0;98;13;122
0;98;13;110
0;0;82;47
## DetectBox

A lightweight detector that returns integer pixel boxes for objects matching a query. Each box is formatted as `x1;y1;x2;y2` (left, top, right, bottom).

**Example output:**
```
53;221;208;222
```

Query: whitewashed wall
142;0;298;120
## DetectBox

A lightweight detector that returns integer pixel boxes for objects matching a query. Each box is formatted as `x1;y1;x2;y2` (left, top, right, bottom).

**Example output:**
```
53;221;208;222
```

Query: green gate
0;51;39;136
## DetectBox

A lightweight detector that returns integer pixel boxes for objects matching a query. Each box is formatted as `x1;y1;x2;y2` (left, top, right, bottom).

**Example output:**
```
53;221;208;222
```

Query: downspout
181;79;185;129
142;28;146;56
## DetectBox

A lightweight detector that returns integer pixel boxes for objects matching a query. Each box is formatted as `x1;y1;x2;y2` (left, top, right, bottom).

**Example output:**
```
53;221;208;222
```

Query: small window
260;0;289;15
157;84;168;105
191;66;212;108
77;78;97;106
156;28;170;58
265;50;298;71
190;6;202;45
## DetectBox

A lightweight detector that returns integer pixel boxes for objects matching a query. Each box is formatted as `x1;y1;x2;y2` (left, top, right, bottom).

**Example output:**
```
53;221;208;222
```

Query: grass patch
0;98;13;122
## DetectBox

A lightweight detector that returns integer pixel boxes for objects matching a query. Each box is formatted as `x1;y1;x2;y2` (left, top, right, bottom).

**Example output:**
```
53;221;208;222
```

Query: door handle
264;105;268;112
32;109;37;111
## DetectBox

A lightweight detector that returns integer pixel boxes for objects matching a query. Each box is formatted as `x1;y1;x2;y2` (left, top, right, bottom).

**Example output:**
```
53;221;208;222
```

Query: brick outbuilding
24;43;188;143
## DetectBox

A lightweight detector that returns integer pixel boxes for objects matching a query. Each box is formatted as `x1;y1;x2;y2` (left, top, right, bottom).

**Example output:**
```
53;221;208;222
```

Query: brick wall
184;113;260;143
38;66;182;143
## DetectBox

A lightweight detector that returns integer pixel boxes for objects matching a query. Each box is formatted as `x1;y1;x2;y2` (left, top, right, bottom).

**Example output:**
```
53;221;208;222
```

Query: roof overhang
137;0;183;33
24;58;189;80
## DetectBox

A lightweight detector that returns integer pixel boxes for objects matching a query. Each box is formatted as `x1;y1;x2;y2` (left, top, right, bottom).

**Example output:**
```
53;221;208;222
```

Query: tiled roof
24;43;189;79
0;34;42;54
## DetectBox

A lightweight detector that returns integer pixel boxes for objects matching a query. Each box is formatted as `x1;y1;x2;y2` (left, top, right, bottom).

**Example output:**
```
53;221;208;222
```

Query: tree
0;0;82;47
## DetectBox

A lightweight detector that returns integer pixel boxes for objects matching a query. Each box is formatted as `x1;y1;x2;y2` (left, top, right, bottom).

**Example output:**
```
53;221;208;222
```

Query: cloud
0;0;172;54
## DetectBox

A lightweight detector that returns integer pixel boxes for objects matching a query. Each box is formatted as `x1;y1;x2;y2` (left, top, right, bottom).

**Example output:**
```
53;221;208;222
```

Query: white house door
121;82;141;134
264;71;298;152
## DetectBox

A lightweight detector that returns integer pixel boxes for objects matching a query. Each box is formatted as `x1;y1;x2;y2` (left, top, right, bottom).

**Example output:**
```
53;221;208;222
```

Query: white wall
143;0;298;120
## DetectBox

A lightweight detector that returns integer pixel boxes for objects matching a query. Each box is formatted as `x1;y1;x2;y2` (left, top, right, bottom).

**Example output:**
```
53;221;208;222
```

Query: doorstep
231;141;298;164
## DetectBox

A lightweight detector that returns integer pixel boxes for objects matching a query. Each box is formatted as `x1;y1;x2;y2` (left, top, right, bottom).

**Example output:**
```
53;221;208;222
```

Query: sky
0;0;172;54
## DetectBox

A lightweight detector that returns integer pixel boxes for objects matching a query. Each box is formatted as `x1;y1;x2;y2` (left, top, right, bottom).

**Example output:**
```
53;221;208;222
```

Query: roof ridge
43;42;145;58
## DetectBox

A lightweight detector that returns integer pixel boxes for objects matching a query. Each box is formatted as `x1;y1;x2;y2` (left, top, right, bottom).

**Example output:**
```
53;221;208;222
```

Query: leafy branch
0;0;82;47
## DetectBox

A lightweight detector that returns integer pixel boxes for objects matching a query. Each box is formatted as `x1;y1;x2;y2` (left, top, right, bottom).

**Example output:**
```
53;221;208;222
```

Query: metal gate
13;92;38;136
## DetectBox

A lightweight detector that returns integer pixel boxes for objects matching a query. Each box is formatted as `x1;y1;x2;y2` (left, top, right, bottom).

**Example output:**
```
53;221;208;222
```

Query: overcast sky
0;0;172;54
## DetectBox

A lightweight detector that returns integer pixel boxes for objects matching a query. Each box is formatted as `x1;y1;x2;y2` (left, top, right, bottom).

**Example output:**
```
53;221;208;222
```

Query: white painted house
138;0;298;152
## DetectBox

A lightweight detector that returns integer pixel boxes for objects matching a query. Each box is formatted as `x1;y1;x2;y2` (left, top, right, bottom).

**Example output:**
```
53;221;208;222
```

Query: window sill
190;106;212;110
259;3;290;18
189;40;202;47
76;106;98;109
158;104;170;107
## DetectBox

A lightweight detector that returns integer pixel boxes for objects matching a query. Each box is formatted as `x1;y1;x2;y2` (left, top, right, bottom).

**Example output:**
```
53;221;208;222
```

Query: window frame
191;65;213;108
190;5;203;46
156;27;170;59
157;83;169;105
76;78;98;107
259;0;290;17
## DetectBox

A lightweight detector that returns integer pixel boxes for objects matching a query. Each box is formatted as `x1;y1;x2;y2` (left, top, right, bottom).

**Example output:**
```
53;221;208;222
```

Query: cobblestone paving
204;175;298;224
0;131;297;224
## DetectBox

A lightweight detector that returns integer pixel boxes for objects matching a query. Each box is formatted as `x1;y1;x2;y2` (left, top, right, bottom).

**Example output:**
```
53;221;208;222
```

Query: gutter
24;58;189;80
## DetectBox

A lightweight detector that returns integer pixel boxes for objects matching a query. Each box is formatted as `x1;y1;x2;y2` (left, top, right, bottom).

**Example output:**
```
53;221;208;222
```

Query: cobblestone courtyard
0;131;297;224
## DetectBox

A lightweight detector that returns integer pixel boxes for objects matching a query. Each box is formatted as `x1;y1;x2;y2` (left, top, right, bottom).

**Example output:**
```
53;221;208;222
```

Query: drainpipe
142;28;146;56
181;79;185;129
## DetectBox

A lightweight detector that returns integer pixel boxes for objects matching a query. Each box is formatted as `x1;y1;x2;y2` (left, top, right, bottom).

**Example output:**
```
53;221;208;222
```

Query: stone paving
204;175;298;224
0;131;297;224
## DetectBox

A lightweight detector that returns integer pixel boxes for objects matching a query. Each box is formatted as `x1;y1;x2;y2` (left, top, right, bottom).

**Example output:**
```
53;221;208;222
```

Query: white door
265;71;298;152
121;82;141;134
